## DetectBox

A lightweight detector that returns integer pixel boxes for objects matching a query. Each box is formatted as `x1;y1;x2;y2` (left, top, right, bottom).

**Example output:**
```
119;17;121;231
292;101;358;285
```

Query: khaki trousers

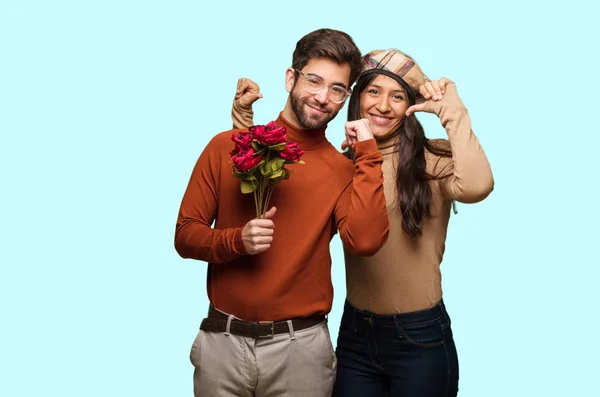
190;312;336;396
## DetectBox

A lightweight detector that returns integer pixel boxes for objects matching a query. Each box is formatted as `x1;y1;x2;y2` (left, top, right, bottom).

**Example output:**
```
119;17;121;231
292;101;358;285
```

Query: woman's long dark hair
348;73;452;237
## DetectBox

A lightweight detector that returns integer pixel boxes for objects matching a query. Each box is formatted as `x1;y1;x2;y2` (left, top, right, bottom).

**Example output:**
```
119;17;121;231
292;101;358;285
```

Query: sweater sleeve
232;99;254;129
174;135;247;264
333;139;390;257
435;85;494;203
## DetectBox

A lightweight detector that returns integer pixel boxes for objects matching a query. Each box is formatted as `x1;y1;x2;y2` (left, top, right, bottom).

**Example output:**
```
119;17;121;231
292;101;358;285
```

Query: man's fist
242;206;276;255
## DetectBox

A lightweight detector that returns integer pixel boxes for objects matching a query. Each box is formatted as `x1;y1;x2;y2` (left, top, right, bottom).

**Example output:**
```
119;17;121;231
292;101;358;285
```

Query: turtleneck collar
275;112;328;151
376;133;398;156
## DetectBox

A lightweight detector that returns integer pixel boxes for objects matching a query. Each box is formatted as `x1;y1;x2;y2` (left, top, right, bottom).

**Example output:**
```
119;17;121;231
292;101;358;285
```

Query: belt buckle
255;321;275;339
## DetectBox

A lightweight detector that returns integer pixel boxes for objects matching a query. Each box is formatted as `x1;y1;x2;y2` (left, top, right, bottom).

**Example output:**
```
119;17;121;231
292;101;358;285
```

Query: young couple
175;27;493;397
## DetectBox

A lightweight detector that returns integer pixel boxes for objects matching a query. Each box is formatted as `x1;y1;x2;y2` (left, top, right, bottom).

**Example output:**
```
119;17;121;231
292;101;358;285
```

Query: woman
231;49;494;396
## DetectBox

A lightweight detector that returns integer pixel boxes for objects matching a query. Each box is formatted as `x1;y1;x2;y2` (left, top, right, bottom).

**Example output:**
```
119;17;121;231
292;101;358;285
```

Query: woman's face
359;74;410;140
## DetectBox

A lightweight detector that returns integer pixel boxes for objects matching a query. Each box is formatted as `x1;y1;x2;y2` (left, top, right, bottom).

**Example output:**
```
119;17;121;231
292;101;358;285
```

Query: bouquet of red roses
229;121;304;218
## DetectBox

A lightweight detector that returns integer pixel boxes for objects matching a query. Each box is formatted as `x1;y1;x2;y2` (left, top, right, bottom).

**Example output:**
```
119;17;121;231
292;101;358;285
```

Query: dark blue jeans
332;300;459;397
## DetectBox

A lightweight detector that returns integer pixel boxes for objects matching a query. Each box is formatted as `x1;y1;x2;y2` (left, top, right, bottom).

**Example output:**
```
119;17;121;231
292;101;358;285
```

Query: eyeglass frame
292;69;352;104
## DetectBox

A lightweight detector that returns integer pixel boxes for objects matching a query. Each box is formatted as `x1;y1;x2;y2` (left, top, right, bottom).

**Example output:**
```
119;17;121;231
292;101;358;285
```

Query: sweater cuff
353;139;380;159
232;100;254;129
233;227;247;255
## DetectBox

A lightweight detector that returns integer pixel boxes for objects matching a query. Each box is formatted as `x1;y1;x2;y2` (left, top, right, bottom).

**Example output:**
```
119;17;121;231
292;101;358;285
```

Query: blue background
1;1;598;395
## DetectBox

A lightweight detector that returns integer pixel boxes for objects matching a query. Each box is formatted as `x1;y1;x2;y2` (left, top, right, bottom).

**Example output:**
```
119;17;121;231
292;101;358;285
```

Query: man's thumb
264;206;277;219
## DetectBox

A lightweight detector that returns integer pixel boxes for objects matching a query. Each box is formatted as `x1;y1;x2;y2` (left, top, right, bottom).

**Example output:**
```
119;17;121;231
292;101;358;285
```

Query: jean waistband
343;299;451;327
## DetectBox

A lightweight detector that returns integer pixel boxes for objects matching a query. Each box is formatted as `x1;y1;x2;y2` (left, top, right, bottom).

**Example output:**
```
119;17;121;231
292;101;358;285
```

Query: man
175;28;389;397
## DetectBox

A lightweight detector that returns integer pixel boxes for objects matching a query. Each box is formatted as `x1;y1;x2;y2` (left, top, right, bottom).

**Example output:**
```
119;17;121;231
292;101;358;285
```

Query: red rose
249;124;265;136
265;121;282;131
279;141;304;162
231;131;253;152
250;121;287;145
230;147;262;172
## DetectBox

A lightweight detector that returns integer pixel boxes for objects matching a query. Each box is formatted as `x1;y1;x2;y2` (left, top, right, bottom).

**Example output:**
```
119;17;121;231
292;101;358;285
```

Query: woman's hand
234;77;263;109
405;79;466;117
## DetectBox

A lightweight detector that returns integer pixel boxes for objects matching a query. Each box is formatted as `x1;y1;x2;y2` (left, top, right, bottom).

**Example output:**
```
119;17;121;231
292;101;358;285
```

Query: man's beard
290;89;339;130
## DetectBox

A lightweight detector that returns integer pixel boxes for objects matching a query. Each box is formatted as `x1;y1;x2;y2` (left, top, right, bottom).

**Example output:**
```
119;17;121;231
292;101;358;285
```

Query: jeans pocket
398;317;445;347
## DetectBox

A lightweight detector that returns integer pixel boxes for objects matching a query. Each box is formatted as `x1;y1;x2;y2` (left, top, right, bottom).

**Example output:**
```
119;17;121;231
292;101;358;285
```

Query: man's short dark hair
292;28;362;87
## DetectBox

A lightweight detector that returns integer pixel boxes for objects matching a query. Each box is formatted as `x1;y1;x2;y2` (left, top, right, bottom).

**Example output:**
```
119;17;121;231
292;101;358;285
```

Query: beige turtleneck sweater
231;83;493;314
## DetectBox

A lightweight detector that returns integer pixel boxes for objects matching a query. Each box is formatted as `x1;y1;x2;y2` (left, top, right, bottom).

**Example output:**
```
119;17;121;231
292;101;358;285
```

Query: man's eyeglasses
293;69;352;104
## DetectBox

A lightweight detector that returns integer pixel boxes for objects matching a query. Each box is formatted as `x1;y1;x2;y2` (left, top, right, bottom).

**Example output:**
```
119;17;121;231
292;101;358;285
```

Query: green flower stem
263;185;274;217
258;178;264;219
259;149;271;218
252;180;260;219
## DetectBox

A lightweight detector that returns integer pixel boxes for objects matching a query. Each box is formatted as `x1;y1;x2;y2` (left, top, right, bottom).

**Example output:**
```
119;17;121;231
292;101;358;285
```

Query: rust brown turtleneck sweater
175;113;389;321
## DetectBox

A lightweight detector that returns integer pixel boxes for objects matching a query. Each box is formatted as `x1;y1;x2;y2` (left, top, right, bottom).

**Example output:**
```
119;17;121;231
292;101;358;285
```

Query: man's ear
285;68;295;93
